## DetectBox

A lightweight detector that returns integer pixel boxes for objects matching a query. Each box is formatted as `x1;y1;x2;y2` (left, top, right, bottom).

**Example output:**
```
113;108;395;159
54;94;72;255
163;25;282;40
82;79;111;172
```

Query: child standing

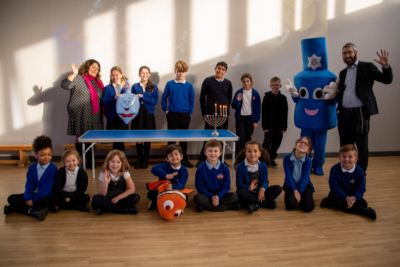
147;144;189;210
320;144;376;219
235;141;282;214
91;150;140;215
193;139;239;212
161;60;195;168
4;135;58;220
231;73;261;154
50;150;90;212
282;137;315;212
101;66;130;152
196;62;233;167
131;66;159;169
262;77;288;168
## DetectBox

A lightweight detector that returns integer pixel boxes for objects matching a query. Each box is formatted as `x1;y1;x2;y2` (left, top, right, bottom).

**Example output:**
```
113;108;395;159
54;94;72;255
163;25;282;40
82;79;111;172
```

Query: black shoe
141;157;148;169
49;204;59;213
195;160;204;168
28;208;47;221
4;205;13;215
226;203;241;211
320;198;327;207
181;160;194;168
215;205;227;212
266;201;277;209
363;207;377;220
271;160;278;168
78;204;90;212
126;206;139;214
135;157;142;169
148;201;158;211
97;207;107;215
197;204;204;213
248;204;258;214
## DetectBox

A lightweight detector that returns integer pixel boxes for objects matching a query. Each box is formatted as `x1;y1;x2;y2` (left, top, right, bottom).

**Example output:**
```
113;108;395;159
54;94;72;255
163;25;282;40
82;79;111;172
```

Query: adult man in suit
336;43;392;174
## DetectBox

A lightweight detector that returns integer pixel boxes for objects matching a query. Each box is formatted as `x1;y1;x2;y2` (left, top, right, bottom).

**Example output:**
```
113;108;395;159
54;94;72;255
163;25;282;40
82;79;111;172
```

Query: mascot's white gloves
286;79;299;98
323;78;340;100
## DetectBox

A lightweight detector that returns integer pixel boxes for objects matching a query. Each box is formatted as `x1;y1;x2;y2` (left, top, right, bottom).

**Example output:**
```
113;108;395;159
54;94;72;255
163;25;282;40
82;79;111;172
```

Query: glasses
297;141;309;147
270;84;281;87
342;51;354;56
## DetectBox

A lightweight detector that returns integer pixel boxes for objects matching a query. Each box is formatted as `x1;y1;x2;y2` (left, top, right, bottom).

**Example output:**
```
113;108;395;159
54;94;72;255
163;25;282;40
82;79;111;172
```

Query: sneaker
271;160;278;168
363;207;377;220
97;207;107;215
248;204;258;214
195;160;204;168
127;206;139;214
148;201;158;211
181;160;194;168
197;204;204;213
266;201;277;209
4;205;13;215
28;208;47;221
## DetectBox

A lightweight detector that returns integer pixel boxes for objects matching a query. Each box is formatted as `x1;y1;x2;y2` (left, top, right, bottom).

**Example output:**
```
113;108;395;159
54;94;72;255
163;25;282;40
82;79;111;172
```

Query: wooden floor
1;156;400;266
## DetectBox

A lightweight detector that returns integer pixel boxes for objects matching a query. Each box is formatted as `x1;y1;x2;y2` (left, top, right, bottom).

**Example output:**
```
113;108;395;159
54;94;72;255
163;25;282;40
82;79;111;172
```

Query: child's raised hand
249;179;258;191
212;195;219;206
114;93;120;100
237;93;243;101
65;198;70;202
103;170;111;184
165;172;178;180
294;190;301;206
258;189;265;202
25;200;33;206
137;94;143;99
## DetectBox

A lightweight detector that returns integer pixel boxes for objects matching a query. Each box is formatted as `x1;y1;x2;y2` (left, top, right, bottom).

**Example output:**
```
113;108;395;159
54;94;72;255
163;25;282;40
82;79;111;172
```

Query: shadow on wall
27;73;72;155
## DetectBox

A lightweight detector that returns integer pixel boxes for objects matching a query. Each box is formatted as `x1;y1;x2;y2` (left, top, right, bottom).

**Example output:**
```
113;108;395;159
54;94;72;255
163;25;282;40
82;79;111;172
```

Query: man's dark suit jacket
338;61;393;116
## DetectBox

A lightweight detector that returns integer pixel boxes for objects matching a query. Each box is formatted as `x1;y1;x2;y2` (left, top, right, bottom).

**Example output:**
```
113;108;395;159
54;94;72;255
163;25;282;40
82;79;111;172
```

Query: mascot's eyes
299;87;309;99
163;200;174;210
174;210;182;217
313;88;324;100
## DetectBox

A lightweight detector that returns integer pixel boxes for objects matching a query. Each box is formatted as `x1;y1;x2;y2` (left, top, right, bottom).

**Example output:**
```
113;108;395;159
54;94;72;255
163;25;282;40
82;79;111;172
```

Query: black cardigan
52;166;88;201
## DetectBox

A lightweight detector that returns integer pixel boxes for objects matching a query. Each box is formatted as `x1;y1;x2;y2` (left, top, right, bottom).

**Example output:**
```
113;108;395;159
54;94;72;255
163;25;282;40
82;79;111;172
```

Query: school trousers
321;191;368;215
91;194;140;214
193;192;238;211
236;115;254;153
262;128;283;161
50;192;91;210
7;194;50;214
167;112;191;161
283;184;315;212
237;185;282;208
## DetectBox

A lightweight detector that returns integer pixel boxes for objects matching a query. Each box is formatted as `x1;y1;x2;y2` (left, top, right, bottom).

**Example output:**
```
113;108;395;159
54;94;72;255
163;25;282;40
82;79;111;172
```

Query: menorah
204;104;228;136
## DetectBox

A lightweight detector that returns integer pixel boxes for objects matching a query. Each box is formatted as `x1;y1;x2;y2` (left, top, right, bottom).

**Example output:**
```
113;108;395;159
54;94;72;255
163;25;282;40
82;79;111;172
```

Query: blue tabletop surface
79;130;238;142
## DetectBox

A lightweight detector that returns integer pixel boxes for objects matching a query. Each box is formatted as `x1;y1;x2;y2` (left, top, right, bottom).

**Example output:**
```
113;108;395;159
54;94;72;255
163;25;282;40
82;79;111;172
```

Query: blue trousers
300;129;327;174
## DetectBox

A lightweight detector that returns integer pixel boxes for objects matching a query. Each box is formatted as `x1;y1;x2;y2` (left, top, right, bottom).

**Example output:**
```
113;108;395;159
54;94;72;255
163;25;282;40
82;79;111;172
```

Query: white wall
0;0;399;157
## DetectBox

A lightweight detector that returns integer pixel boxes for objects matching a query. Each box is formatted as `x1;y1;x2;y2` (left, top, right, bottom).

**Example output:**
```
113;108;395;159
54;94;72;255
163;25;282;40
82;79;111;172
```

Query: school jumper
161;80;194;162
102;84;128;151
193;160;238;211
51;166;90;211
283;153;315;212
231;88;261;153
7;162;58;215
236;160;282;208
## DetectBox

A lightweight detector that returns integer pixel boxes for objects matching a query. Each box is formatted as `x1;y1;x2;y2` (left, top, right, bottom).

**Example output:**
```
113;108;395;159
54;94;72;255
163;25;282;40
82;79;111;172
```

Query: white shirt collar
214;76;224;82
244;158;259;167
174;79;186;84
170;164;181;170
66;166;79;174
112;83;122;88
109;172;121;182
341;163;356;173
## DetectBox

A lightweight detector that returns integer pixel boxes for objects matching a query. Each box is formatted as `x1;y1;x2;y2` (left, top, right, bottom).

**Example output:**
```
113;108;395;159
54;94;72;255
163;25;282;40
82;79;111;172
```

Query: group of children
4;134;376;221
100;59;288;170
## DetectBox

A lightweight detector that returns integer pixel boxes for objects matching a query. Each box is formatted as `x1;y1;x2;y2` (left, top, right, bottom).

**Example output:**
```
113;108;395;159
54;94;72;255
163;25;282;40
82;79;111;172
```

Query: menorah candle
215;103;217;114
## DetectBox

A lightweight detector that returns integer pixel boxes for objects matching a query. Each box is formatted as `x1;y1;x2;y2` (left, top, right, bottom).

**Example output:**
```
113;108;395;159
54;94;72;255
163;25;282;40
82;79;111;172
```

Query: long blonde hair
102;150;130;174
109;66;127;87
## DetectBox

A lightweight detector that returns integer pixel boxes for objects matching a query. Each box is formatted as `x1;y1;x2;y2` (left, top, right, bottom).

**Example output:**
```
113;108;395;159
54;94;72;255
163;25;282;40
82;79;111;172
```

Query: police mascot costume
286;37;339;175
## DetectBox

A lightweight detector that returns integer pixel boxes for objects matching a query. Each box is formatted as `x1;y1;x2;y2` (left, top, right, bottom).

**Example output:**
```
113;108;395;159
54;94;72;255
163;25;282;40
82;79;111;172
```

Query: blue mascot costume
286;37;339;175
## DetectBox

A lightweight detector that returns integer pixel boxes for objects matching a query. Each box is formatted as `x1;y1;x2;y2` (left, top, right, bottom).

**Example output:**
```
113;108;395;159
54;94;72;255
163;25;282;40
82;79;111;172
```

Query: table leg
222;141;226;163
231;141;235;190
91;145;95;179
82;143;86;170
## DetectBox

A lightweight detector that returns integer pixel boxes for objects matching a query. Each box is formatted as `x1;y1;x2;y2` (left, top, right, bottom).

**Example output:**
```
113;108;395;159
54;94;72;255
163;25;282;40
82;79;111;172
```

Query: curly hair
102;150;130;174
291;136;313;156
109;66;126;87
234;141;270;167
61;149;81;166
32;135;53;153
139;66;155;92
175;60;189;72
165;144;182;158
78;59;101;79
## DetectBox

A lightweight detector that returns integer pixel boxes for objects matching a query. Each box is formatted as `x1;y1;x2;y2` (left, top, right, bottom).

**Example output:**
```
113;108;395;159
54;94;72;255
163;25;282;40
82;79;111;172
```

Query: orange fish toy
147;180;193;221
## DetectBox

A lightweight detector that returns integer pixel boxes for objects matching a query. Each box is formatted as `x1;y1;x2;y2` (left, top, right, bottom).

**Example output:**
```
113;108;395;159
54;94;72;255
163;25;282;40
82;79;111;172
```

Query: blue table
79;130;239;187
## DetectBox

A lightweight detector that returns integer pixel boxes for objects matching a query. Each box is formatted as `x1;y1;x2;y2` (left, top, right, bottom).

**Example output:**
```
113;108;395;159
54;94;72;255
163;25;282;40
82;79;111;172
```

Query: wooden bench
0;144;32;167
63;142;176;163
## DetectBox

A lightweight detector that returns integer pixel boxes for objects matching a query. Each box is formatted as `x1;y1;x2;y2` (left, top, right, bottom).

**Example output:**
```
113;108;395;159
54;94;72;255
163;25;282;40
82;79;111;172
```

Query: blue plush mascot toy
286;37;339;175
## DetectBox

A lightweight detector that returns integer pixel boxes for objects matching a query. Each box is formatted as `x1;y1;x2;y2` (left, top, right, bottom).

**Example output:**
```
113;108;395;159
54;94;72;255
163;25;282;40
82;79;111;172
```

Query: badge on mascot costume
286;37;339;175
147;180;193;221
116;92;140;124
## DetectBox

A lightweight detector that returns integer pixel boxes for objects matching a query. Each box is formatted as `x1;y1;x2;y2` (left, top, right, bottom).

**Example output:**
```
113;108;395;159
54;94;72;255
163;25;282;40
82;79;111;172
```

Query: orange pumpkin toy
147;180;193;221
